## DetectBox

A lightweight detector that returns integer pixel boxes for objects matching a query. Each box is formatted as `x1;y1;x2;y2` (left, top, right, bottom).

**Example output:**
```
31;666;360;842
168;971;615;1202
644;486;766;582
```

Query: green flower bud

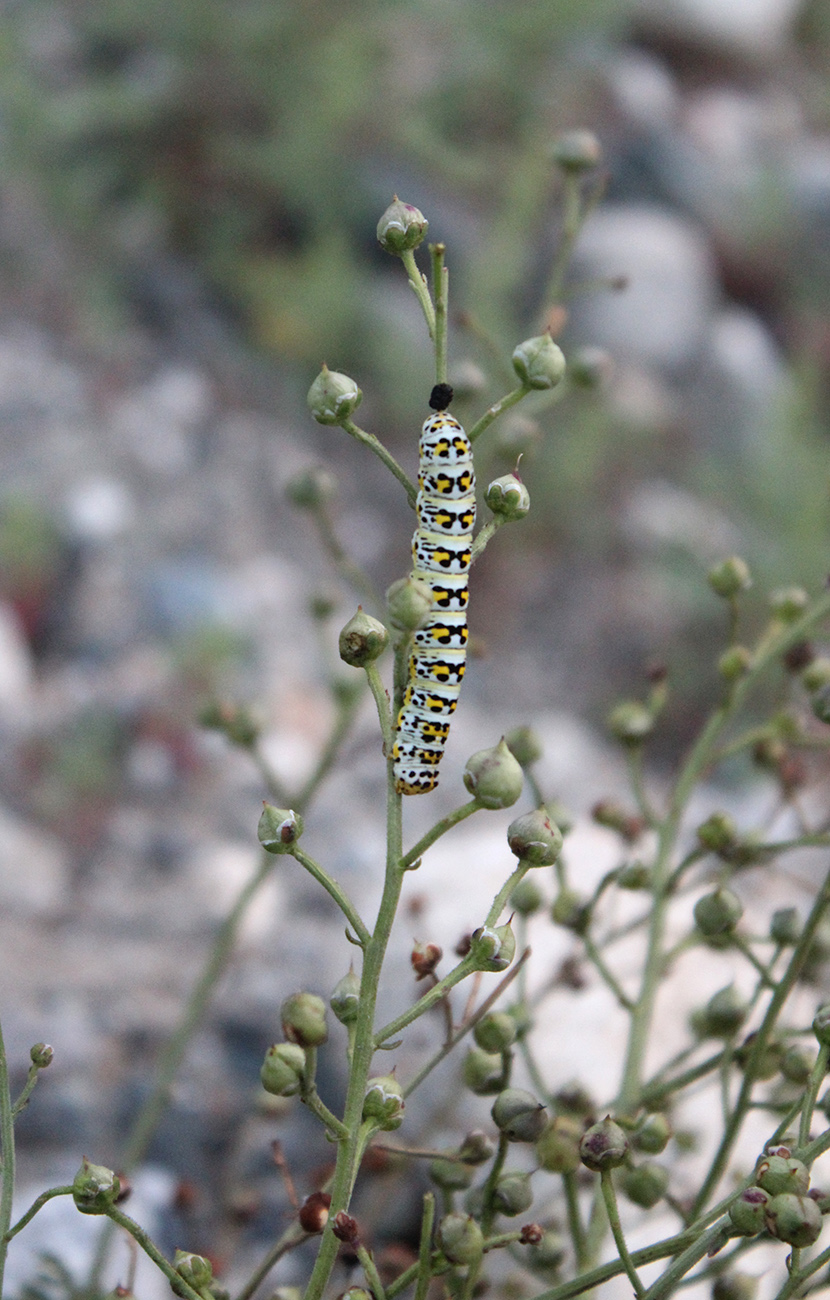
363;1075;405;1130
764;1192;823;1247
30;1043;53;1068
592;799;644;841
814;1003;830;1048
551;129;602;173
735;1031;782;1080
261;1042;306;1096
512;334;566;391
174;1251;214;1290
72;1159;121;1215
718;645;753;682
474;1011;517;1053
307;365;362;426
339;607;389;667
437;1212;483;1265
281;992;328;1048
619;1160;669;1208
617;862;653;890
770;587;809;622
525;1228;565;1275
509;876;544;915
608;700;654;746
633;1113;672;1154
504;726;543;766
493;1170;534;1216
696;812;738;855
507;809;563;867
386;576;433;631
285;466;337;509
459;1129;495;1164
462;1046;505;1095
728;1185;770;1236
579;1118;629;1172
802;657;830;692
470;922;516;973
708;556;752;599
330;968;360;1025
429;1157;474;1191
535;1116;582;1173
485;473;530;522
376;197;428;255
780;1046;814;1085
567;346;613;390
258;805;303;854
713;1274;758;1300
694;888;743;938
755;1154;810;1197
491;1088;547;1143
551;888;589;934
463;738;524;808
697;986;748;1039
340;1290;371;1300
770;907;801;946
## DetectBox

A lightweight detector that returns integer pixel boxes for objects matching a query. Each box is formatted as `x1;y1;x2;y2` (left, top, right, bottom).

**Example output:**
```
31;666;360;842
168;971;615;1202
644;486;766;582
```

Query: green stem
468;386;530;444
400;248;436;339
562;1171;588;1269
290;847;370;946
431;243;448;385
341;420;418;508
641;1050;726;1108
582;934;634;1010
233;1226;307;1300
374;956;476;1046
357;1243;388;1300
600;1170;645;1298
401;800;480;868
0;1019;14;1298
642;1219;734;1300
104;1206;204;1300
471;517;507;563
544;173;585;308
480;1132;510;1235
800;1041;829;1151
10;1063;41;1121
4;1186;73;1242
414;1193;435;1300
773;1237;830;1300
365;661;394;753
486;863;529;925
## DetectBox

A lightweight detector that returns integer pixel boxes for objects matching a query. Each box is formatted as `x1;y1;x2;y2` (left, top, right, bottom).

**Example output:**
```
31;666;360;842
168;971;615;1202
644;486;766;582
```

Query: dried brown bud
332;1211;360;1244
411;941;442;980
299;1191;331;1234
520;1223;544;1245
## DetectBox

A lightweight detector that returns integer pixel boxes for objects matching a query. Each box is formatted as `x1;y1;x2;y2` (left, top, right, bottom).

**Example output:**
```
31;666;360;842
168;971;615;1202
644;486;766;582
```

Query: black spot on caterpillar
393;408;475;795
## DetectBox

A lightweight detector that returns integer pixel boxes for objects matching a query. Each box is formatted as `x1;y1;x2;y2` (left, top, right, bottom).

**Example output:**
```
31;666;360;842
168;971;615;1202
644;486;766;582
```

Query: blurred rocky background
1;0;830;1294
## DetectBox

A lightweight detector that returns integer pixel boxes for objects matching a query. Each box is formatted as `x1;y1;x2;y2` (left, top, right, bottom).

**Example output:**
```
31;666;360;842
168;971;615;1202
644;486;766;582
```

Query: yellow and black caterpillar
393;395;475;795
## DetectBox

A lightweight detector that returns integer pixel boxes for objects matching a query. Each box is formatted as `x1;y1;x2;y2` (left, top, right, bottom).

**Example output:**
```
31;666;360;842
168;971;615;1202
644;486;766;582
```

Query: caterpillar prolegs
393;396;475;795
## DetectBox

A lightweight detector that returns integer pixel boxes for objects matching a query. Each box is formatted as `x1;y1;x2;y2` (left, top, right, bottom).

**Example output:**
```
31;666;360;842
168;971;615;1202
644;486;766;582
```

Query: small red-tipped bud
579;1118;629;1172
429;1156;474;1191
261;1042;306;1097
770;587;809;622
633;1113;672;1155
377;198;428;254
694;887;743;938
619;1161;669;1208
458;1129;495;1164
285;466;337;509
485;473;530;522
332;1210;360;1243
330;969;361;1025
339;608;389;667
504;726;543;766
568;345;613;389
551;129;602;172
729;1185;770;1236
463;738;524;808
494;1171;534;1216
363;1075;405;1130
814;1003;830;1048
520;1223;544;1246
281;992;328;1048
474;1011;516;1054
437;1212;484;1264
30;1043;53;1068
535;1116;582;1173
307;365;362;426
512;334;566;390
411;941;442;980
469;922;516;972
462;1047;505;1095
718;645;753;682
299;1191;331;1234
258;806;303;854
607;700;654;746
765;1192;823;1246
491;1089;547;1143
507;809;563;867
72;1159;121;1215
173;1251;214;1290
386;576;433;631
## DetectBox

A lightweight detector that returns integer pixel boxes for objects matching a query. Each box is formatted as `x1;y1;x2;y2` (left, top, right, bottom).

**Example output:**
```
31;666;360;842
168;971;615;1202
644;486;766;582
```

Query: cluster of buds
729;1145;824;1247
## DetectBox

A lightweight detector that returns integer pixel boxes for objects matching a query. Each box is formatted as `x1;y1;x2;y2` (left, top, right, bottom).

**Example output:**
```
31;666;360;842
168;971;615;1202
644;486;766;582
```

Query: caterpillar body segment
393;409;475;796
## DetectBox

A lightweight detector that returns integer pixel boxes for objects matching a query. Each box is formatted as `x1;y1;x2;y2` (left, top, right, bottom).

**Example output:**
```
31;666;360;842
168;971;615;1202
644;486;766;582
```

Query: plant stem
562;1171;588;1269
104;1206;204;1300
642;1219;734;1300
414;1193;435;1300
401;800;480;868
365;661;394;753
470;517;507;563
600;1170;645;1297
800;1045;830;1150
401;249;436;339
341;420;418;508
374;956;476;1046
291;847;370;946
468;386;530;444
431;244;448;385
0;1021;17;1298
11;1063;43;1120
233;1226;307;1300
4;1186;73;1242
357;1243;388;1300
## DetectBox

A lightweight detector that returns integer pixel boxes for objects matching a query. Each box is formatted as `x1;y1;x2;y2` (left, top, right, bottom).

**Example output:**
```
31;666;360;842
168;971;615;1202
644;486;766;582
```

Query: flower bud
780;1046;814;1085
307;366;362;426
509;876;544;915
592;799;644;842
494;1171;534;1216
633;1113;672;1155
765;1192;823;1247
72;1158;121;1215
491;1089;547;1143
470;922;516;972
285;466;337;509
729;1185;770;1236
607;701;654;746
340;1291;371;1300
535;1116;582;1173
696;812;738;856
30;1042;53;1068
458;1129;495;1164
525;1228;565;1274
332;1211;360;1244
512;334;566;390
770;907;801;946
261;1042;306;1096
485;473;530;522
814;1003;830;1048
462;1047;505;1095
411;941;442;980
619;1161;669;1208
363;1075;405;1130
551;888;589;934
330;969;361;1025
504;726;543;766
579;1118;629;1172
474;1012;517;1054
463;738;524;808
281;992;328;1048
567;345;613;390
258;806;303;854
174;1251;214;1290
694;887;743;938
386;576;433;631
437;1212;483;1265
507;809;563;867
802;656;830;692
735;1031;782;1080
376;198;428;254
617;861;652;890
299;1190;331;1234
697;986;747;1038
339;607;389;667
429;1156;474;1191
770;587;809;622
708;557;751;599
718;646;753;682
551;129;602;173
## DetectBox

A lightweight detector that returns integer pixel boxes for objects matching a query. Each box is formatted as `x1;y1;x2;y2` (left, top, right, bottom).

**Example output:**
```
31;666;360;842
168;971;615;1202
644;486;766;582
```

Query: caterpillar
393;387;475;795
